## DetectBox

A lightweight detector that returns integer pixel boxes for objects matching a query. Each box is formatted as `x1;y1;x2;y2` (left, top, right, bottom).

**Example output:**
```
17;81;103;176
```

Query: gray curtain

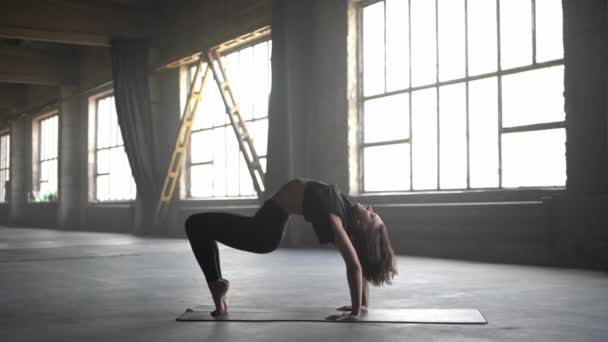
111;40;161;233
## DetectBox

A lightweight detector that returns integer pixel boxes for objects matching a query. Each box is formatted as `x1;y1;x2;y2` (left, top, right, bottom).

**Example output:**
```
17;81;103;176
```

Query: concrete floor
1;226;607;342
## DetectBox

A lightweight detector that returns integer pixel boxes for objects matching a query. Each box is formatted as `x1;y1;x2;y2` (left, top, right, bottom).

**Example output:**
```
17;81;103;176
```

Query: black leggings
184;200;290;282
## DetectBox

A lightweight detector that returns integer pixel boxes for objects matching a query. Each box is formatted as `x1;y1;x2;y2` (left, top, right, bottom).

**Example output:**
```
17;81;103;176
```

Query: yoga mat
177;305;487;324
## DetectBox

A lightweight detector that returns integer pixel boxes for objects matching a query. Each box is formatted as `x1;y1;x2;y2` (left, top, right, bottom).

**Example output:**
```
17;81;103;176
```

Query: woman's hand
336;305;368;312
325;312;360;321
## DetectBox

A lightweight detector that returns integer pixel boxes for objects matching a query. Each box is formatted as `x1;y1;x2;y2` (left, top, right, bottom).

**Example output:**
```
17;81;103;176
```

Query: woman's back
266;178;310;215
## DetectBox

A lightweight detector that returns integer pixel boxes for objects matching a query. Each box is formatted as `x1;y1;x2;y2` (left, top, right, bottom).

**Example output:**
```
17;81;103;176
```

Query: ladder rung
192;92;202;99
229;106;239;115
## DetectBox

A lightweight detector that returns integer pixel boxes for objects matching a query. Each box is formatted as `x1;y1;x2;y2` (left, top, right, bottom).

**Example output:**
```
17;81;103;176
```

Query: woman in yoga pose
184;178;398;320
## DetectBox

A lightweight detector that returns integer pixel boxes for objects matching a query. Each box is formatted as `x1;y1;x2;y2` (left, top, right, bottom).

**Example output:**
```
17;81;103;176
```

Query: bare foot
208;279;230;317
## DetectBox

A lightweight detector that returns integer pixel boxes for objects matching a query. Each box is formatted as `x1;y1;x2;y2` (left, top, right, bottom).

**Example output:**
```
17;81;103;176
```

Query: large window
358;0;565;192
185;39;271;198
0;133;9;202
92;95;136;201
34;114;58;201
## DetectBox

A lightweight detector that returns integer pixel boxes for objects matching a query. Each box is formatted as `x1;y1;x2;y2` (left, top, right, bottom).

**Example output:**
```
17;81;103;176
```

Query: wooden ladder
204;49;266;198
155;59;210;223
155;49;267;224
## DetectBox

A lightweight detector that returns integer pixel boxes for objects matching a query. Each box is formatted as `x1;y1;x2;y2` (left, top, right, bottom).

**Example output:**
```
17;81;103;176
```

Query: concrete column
57;86;82;229
8;118;27;225
551;0;608;267
563;0;608;194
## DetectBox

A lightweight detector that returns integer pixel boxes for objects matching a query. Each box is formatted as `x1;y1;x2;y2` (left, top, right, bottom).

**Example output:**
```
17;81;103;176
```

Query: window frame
356;0;566;194
87;91;136;203
182;36;271;200
0;131;10;203
32;111;59;202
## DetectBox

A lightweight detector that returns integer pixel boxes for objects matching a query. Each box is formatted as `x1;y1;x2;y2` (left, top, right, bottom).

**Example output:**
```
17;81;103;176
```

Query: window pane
363;94;409;144
239;154;255;196
364;143;410;191
96;175;109;201
500;0;533;69
386;0;409;91
97;107;109;149
226;127;240;197
237;47;254;121
439;83;467;189
108;148;122;199
363;2;385;96
7;135;10;173
40;161;49;183
249;119;268;156
0;137;4;168
468;0;498;76
536;0;563;62
253;42;270;118
212;127;226;197
438;0;466;81
97;149;109;174
412;88;438;190
0;135;8;169
109;106;118;147
411;0;436;87
193;77;216;131
469;77;499;188
502;128;566;187
190;164;213;198
502;66;564;127
226;52;240;118
190;131;213;163
48;159;57;194
40;122;47;161
0;170;7;202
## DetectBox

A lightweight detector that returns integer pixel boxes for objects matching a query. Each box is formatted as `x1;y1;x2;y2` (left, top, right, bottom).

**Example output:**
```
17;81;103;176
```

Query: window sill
178;197;260;210
87;201;134;209
354;187;565;205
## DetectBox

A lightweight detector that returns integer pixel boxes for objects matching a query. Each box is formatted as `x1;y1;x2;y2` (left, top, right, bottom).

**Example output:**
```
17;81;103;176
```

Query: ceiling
0;0;199;120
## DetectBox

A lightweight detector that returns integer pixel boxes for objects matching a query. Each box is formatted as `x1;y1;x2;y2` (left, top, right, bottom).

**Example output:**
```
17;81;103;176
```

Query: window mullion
408;0;414;191
497;0;503;188
465;0;471;189
435;0;440;190
532;0;537;64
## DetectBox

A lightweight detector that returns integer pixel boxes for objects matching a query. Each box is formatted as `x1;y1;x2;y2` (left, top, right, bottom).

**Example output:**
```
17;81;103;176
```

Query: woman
184;178;398;320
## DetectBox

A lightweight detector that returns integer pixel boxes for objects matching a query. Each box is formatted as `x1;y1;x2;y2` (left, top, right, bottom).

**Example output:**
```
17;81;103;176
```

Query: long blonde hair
352;223;398;286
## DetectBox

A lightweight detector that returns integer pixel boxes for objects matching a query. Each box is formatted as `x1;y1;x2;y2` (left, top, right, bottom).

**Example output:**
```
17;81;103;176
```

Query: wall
2;0;607;269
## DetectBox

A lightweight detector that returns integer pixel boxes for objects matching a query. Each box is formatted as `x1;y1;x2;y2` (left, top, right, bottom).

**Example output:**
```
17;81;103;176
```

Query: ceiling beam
0;0;163;45
0;45;78;86
0;26;110;47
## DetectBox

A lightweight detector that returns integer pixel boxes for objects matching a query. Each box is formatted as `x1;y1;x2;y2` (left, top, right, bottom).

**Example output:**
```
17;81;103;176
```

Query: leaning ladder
155;59;210;224
204;49;266;198
155;50;266;224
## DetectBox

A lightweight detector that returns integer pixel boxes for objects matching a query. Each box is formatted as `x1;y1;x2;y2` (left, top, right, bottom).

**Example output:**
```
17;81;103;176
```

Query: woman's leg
184;200;289;315
184;201;289;281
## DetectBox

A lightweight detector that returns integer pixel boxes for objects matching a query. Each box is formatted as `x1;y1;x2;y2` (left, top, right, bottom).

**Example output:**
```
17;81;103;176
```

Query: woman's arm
337;281;368;312
326;213;363;319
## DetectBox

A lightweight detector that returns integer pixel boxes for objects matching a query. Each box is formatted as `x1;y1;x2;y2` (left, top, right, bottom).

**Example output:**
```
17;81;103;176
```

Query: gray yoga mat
177;305;487;324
